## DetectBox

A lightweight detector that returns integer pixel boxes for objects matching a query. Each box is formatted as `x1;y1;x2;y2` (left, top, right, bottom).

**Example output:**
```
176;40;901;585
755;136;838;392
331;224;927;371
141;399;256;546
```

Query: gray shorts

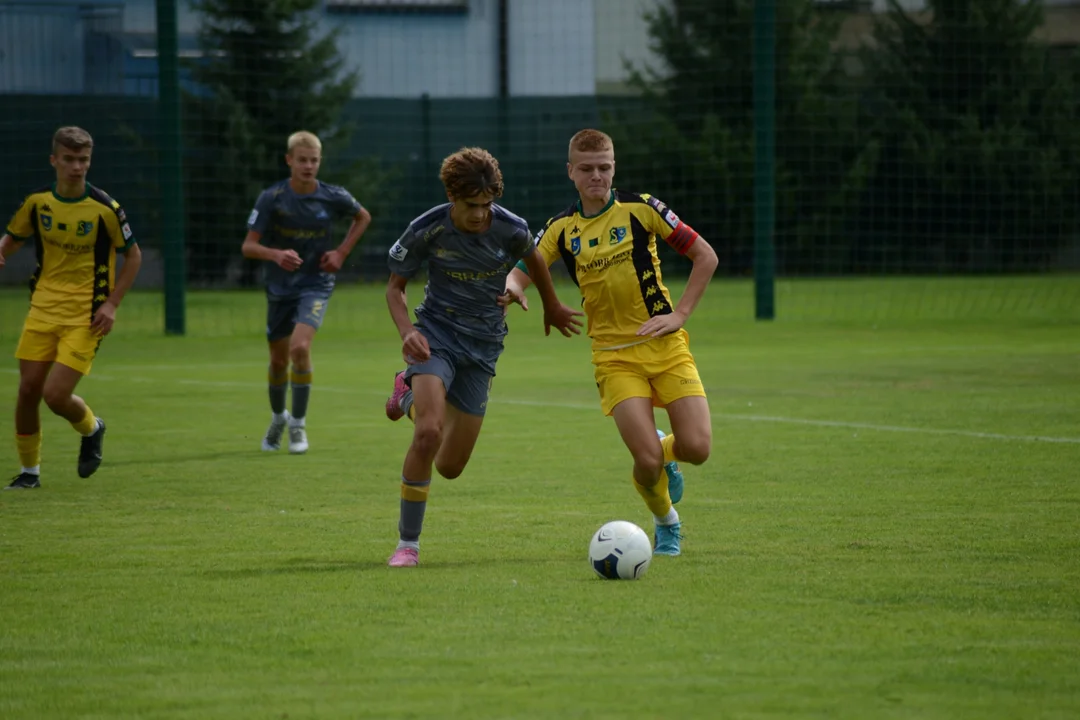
266;290;331;341
404;319;504;416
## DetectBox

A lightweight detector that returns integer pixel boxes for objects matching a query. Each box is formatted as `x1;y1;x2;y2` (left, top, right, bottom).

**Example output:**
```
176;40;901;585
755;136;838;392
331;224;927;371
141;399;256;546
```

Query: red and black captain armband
664;221;698;255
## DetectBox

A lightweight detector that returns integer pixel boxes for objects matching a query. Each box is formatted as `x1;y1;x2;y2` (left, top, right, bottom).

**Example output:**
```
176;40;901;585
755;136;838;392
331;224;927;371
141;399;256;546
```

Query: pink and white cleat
388;547;419;567
385;371;409;421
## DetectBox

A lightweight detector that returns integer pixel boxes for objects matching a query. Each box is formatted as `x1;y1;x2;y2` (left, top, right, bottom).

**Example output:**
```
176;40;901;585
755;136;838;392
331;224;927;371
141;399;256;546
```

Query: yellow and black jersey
6;183;136;326
533;190;699;350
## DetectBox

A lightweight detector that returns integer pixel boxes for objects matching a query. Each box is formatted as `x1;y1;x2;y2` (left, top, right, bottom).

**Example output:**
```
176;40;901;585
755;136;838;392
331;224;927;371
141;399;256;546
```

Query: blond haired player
503;129;718;556
242;131;371;454
0;126;143;489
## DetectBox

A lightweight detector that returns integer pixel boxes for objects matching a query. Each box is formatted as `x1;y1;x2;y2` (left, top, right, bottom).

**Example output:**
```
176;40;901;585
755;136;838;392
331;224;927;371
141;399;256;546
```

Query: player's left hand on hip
636;311;685;338
320;250;345;273
90;302;117;336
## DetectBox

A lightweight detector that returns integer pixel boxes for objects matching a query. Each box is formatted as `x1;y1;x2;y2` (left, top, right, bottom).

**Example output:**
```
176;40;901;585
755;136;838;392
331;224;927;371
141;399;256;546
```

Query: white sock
396;540;419;551
22;465;40;476
83;418;102;437
654;508;679;526
272;411;288;423
289;416;305;428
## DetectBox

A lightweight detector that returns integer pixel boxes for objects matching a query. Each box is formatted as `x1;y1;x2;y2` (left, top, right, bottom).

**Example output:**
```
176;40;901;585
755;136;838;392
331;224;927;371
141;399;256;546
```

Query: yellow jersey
534;190;699;350
6;183;136;326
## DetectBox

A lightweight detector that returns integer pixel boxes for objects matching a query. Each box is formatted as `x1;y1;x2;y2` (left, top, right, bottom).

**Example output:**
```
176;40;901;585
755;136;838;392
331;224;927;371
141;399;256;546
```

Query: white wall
118;0;598;98
594;0;666;91
507;0;595;96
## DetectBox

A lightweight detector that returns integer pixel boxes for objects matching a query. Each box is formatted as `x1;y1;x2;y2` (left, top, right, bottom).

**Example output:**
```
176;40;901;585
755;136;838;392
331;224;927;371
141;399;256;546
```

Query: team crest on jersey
609;226;627;245
570;237;581;256
76;221;94;236
41;214;52;231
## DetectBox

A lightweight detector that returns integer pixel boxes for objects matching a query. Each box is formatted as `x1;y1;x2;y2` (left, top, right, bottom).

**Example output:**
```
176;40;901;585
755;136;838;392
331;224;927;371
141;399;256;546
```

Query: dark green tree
608;0;866;275
185;0;393;283
854;0;1080;271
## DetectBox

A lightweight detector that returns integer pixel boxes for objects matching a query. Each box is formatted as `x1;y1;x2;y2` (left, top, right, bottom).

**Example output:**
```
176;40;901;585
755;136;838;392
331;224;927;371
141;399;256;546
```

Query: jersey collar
51;182;90;203
576;190;615;219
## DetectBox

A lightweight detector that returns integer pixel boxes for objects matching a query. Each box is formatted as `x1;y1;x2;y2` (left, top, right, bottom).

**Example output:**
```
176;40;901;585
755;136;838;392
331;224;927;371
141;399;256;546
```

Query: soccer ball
588;520;652;580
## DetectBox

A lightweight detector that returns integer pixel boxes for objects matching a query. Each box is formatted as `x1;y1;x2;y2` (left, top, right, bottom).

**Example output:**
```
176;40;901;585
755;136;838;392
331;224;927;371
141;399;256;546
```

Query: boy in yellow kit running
504;129;718;556
0;126;142;489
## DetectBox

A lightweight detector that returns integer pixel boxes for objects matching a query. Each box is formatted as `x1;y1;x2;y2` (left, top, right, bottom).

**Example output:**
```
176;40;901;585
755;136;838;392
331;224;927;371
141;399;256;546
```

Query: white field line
2;368;1078;445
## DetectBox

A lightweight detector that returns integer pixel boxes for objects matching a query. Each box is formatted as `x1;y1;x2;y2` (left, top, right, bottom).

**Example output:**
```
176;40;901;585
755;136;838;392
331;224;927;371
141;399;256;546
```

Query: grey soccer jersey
388;204;534;340
247;179;363;295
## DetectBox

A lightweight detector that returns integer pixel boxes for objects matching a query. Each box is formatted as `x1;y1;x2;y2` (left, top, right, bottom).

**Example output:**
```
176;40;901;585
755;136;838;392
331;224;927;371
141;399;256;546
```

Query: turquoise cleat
653;522;682;556
656;428;685;504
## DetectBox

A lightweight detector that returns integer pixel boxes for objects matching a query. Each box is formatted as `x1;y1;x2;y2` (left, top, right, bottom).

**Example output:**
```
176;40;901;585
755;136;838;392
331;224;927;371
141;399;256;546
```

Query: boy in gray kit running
242;131;371;454
383;146;583;567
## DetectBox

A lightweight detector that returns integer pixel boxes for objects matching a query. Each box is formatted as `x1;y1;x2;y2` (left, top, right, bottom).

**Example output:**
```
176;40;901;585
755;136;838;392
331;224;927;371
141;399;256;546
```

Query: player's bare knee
288;342;311;367
411;422;443;458
268;357;289;376
17;381;44;408
679;438;711;465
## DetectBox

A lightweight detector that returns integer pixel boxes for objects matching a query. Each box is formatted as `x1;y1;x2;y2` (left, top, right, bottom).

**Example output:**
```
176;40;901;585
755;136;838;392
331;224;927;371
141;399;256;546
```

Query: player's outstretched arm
241;230;301;271
499;267;533;311
637;235;719;338
321;207;372;273
0;233;24;269
522;247;583;337
91;243;143;336
386;272;430;364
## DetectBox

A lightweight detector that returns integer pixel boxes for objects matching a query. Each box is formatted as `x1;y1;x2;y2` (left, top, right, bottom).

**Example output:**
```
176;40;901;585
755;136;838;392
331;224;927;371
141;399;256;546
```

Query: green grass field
1;277;1078;719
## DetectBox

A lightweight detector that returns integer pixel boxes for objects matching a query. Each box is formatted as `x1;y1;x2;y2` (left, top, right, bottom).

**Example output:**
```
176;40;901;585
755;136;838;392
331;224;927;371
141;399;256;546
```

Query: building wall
593;0;665;94
119;0;595;98
4;0;1080;98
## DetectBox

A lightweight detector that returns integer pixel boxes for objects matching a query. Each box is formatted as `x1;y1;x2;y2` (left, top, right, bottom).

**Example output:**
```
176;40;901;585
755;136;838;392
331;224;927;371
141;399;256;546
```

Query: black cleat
5;472;41;490
78;418;106;478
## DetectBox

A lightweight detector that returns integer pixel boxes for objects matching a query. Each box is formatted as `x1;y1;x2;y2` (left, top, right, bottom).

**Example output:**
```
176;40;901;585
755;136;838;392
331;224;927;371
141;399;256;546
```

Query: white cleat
288;423;308;455
261;411;290;451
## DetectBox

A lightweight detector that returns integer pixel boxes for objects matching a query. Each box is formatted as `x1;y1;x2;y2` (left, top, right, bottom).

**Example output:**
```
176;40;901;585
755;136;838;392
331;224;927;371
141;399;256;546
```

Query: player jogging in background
503;128;719;557
383;146;583;568
0;126;143;490
242;131;371;455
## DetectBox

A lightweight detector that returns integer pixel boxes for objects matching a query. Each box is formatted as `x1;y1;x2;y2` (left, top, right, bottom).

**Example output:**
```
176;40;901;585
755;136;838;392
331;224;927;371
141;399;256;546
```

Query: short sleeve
5;196;36;240
515;217;560;275
641;194;697;255
331;186;363;218
247;190;275;235
387;226;429;279
105;199;136;250
509;227;533;262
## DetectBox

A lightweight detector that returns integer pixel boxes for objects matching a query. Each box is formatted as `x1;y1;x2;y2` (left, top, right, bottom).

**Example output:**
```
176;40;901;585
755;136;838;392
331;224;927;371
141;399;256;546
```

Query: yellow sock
660;433;677;464
407;405;415;422
400;478;431;502
16;431;42;469
73;406;97;436
633;471;672;518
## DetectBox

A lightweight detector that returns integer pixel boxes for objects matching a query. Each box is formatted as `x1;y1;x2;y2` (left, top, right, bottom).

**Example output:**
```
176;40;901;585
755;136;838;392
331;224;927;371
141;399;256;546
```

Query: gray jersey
247;179;363;296
388;203;533;340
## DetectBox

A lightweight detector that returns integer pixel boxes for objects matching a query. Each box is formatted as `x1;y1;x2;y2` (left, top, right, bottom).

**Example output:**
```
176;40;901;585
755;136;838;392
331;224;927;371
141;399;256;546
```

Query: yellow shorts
15;316;103;376
592;329;706;416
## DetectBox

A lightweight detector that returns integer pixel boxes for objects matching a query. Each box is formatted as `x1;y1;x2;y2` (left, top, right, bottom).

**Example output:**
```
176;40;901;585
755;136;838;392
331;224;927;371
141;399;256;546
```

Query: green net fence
1;0;1078;340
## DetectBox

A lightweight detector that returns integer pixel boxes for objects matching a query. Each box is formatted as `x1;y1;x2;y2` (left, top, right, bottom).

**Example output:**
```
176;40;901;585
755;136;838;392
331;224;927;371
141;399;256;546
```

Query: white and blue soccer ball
588;520;652;580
